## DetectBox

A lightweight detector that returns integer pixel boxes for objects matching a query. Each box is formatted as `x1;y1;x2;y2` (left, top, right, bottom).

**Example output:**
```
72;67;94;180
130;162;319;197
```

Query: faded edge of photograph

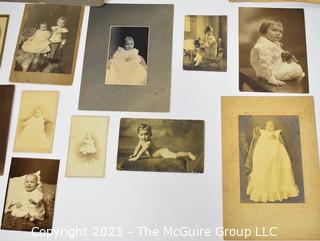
117;118;205;173
105;26;149;86
183;15;227;72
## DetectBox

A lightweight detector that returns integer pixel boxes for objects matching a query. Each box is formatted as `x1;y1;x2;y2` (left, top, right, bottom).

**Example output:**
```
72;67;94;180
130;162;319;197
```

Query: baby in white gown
22;22;51;54
5;172;45;221
250;20;305;86
106;36;147;85
246;121;299;202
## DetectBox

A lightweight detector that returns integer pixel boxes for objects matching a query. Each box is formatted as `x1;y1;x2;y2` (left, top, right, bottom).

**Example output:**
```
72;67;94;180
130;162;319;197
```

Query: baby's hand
29;198;36;205
15;202;22;208
268;79;287;87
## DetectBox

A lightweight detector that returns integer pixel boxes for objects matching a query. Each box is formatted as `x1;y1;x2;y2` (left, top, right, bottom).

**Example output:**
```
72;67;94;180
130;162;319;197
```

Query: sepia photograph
239;115;304;203
79;4;173;112
1;157;59;232
239;8;308;93
222;96;320;240
117;118;204;173
105;26;149;86
183;15;227;72
0;85;14;175
65;116;109;177
10;4;84;85
0;14;9;67
13;91;59;153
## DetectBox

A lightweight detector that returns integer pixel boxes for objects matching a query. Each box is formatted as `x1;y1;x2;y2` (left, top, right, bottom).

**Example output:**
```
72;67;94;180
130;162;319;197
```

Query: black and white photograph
183;15;227;72
0;14;9;67
1;157;60;232
238;115;304;203
117;118;204;173
79;4;173;112
105;26;149;86
10;4;84;85
239;8;309;93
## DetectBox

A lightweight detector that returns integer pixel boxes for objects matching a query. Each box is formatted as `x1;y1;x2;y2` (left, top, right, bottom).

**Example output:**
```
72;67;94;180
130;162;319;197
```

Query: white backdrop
0;0;320;240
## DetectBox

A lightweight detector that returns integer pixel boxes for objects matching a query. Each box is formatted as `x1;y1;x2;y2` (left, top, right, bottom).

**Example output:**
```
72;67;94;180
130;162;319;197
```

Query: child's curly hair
259;20;283;34
137;123;152;136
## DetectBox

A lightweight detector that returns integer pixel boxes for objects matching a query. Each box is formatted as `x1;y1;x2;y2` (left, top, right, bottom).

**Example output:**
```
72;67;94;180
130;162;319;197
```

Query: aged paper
0;15;9;67
66;116;109;177
222;96;320;240
10;4;84;85
13;91;59;153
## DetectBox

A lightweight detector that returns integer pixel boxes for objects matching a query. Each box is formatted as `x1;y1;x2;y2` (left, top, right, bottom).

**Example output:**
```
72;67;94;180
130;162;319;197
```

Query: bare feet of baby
188;152;196;161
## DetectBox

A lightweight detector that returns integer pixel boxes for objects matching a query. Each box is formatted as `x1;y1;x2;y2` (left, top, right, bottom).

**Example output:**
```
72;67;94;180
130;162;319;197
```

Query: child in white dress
106;36;147;85
80;133;97;162
17;108;49;148
128;124;196;162
5;172;45;221
250;20;305;86
194;25;218;66
22;22;51;54
246;121;299;202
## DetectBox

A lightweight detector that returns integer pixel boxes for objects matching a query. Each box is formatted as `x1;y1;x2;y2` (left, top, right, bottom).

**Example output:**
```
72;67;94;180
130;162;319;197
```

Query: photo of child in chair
117;118;204;173
183;15;227;72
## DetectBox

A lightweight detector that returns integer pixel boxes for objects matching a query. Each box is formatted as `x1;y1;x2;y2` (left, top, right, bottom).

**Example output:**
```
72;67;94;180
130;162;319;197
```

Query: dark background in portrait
108;26;149;64
183;15;227;71
79;4;173;112
0;85;14;176
239;8;308;91
8;158;59;184
238;115;305;203
117;118;204;173
16;4;82;74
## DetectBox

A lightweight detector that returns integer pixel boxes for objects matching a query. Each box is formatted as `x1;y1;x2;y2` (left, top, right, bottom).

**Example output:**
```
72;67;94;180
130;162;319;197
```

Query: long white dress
250;36;305;83
22;29;51;54
106;47;147;85
247;129;299;202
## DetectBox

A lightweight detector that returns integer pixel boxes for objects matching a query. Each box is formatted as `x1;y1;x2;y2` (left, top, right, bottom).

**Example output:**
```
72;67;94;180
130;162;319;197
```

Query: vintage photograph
10;4;84;85
1;157;59;232
117;118;204;173
0;85;14;175
183;15;227;71
79;4;173;112
0;15;9;67
239;115;304;203
65;116;109;177
239;8;308;93
222;96;320;240
105;26;149;86
13;91;59;153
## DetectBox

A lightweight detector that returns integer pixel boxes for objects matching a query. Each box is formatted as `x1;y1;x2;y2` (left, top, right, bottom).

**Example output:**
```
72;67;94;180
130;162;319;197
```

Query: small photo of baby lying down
239;8;309;93
105;26;149;86
117;118;204;173
1;157;59;232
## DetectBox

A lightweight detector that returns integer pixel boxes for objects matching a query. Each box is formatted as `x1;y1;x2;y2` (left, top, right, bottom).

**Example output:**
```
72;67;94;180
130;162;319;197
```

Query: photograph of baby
0;15;9;67
13;91;59;153
239;115;304;203
65;116;109;177
117;118;204;173
1;157;59;232
239;8;308;93
105;26;149;86
10;4;83;85
183;15;227;72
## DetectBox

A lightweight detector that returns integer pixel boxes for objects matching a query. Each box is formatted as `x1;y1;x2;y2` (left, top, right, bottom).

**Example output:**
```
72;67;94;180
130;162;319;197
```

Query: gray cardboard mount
0;0;103;6
79;4;173;112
